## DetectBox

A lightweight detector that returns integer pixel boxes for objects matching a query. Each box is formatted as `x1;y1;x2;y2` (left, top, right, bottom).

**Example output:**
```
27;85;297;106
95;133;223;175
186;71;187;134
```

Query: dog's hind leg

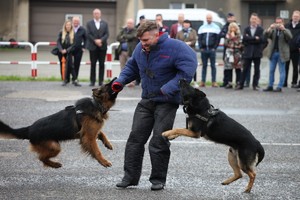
80;120;112;168
97;131;113;150
222;147;242;185
30;141;62;168
162;128;200;140
244;169;256;193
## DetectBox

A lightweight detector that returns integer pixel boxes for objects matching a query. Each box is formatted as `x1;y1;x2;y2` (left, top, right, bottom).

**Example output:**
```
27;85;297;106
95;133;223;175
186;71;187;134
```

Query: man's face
139;30;158;52
206;14;212;24
155;16;163;24
72;18;80;28
127;20;134;29
250;15;258;26
178;14;184;24
275;18;283;25
93;10;101;20
292;12;300;23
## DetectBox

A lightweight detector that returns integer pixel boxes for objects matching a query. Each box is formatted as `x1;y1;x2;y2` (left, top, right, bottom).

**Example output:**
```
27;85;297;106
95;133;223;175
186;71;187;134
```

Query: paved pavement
0;80;299;199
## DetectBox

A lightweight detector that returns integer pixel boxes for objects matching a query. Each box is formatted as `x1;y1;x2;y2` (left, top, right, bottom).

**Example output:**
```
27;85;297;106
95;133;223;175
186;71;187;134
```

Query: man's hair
275;16;283;22
250;12;258;17
156;14;163;18
137;20;158;37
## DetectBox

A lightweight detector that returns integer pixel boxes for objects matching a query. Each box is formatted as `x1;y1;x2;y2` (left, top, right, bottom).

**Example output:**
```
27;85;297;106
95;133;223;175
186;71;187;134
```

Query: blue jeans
269;52;286;88
201;49;216;82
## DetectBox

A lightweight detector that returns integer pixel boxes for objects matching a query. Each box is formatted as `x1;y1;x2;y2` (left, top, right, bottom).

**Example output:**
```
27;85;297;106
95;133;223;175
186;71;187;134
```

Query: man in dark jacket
72;16;86;86
112;21;197;191
236;13;265;90
116;18;139;87
116;18;138;71
86;8;109;86
284;10;300;88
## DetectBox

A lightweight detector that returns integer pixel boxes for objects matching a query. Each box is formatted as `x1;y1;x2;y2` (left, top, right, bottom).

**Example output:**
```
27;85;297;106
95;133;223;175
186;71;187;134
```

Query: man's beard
142;44;157;52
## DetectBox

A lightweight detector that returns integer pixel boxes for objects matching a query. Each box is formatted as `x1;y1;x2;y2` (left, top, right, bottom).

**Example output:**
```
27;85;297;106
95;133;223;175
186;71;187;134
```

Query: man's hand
94;39;102;47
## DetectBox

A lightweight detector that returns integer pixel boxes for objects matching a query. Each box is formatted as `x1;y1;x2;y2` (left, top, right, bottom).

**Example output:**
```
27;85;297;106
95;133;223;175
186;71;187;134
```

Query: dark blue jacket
115;33;197;104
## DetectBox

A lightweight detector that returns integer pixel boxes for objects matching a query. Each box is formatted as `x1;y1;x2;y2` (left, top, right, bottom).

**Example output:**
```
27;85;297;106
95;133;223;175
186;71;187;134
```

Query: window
249;3;276;17
65;14;83;25
169;3;197;9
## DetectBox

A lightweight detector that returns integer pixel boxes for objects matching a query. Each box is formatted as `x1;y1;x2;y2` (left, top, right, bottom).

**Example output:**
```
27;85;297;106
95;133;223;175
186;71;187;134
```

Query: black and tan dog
0;78;119;168
163;79;265;193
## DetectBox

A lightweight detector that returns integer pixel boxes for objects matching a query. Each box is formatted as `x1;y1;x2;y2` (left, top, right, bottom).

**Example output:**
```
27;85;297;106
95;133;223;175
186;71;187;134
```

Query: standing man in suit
72;16;86;87
170;13;184;39
284;10;300;88
236;13;265;90
86;8;109;86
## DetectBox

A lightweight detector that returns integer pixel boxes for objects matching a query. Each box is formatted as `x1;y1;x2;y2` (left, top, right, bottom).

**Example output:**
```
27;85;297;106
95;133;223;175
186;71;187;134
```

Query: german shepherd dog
0;78;119;168
163;79;265;193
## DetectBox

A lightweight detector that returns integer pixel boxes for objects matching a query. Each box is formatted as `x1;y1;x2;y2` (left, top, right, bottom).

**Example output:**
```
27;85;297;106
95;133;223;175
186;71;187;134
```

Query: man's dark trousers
121;99;178;185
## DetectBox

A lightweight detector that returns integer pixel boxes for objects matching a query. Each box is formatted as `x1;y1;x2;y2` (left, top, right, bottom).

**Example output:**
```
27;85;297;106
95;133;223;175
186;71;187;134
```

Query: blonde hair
61;20;74;44
227;22;241;36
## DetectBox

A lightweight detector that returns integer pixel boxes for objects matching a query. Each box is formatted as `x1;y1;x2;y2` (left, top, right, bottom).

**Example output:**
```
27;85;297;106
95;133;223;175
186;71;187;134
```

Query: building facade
0;0;298;44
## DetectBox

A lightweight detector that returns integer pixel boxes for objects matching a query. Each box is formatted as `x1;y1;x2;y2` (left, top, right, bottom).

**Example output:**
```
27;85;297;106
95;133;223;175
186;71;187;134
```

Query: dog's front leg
98;131;113;150
162;128;200;140
80;120;112;167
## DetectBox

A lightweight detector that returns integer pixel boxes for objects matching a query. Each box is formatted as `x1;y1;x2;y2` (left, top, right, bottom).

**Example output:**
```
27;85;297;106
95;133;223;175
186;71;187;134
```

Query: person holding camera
263;17;292;92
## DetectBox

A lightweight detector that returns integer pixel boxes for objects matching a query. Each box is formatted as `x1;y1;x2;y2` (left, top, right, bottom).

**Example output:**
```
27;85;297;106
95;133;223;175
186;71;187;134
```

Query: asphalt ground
0;80;300;200
0;48;300;199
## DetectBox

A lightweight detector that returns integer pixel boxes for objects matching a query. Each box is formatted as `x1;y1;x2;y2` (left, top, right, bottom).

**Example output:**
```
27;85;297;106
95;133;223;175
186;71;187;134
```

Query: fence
0;41;120;79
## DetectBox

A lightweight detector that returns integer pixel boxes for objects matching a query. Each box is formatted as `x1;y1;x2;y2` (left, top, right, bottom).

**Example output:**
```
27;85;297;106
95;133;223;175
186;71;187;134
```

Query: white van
136;8;226;30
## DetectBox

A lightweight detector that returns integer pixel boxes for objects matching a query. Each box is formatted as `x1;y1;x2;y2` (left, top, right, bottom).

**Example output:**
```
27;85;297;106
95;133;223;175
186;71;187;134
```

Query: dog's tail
256;142;265;166
0;120;29;139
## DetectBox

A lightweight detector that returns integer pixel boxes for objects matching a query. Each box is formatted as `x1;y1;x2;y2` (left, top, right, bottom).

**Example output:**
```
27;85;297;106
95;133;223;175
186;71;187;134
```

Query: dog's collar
92;97;108;115
184;105;219;122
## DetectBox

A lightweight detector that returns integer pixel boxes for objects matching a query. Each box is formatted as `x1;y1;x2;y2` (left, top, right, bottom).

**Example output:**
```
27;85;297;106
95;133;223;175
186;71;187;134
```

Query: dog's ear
195;89;206;97
107;77;117;86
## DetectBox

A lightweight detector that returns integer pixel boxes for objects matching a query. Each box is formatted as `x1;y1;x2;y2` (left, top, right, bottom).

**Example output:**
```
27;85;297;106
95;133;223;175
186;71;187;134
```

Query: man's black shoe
73;81;81;87
116;181;137;188
225;84;233;89
235;85;243;90
273;88;282;92
89;83;95;87
62;82;68;86
263;86;273;92
291;84;299;88
151;183;164;191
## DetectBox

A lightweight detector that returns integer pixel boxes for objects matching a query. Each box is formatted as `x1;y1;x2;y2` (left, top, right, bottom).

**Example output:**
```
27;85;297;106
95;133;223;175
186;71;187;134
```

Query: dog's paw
244;186;252;193
100;159;112;168
105;142;113;150
162;131;178;140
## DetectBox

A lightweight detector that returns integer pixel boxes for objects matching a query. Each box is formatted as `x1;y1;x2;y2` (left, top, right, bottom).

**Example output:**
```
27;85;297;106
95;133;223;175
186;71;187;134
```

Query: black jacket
73;26;87;52
242;26;265;58
284;20;300;52
86;19;109;51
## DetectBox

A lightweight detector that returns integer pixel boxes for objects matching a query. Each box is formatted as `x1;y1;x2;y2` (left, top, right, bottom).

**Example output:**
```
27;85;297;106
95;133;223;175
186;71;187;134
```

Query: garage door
30;0;116;44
